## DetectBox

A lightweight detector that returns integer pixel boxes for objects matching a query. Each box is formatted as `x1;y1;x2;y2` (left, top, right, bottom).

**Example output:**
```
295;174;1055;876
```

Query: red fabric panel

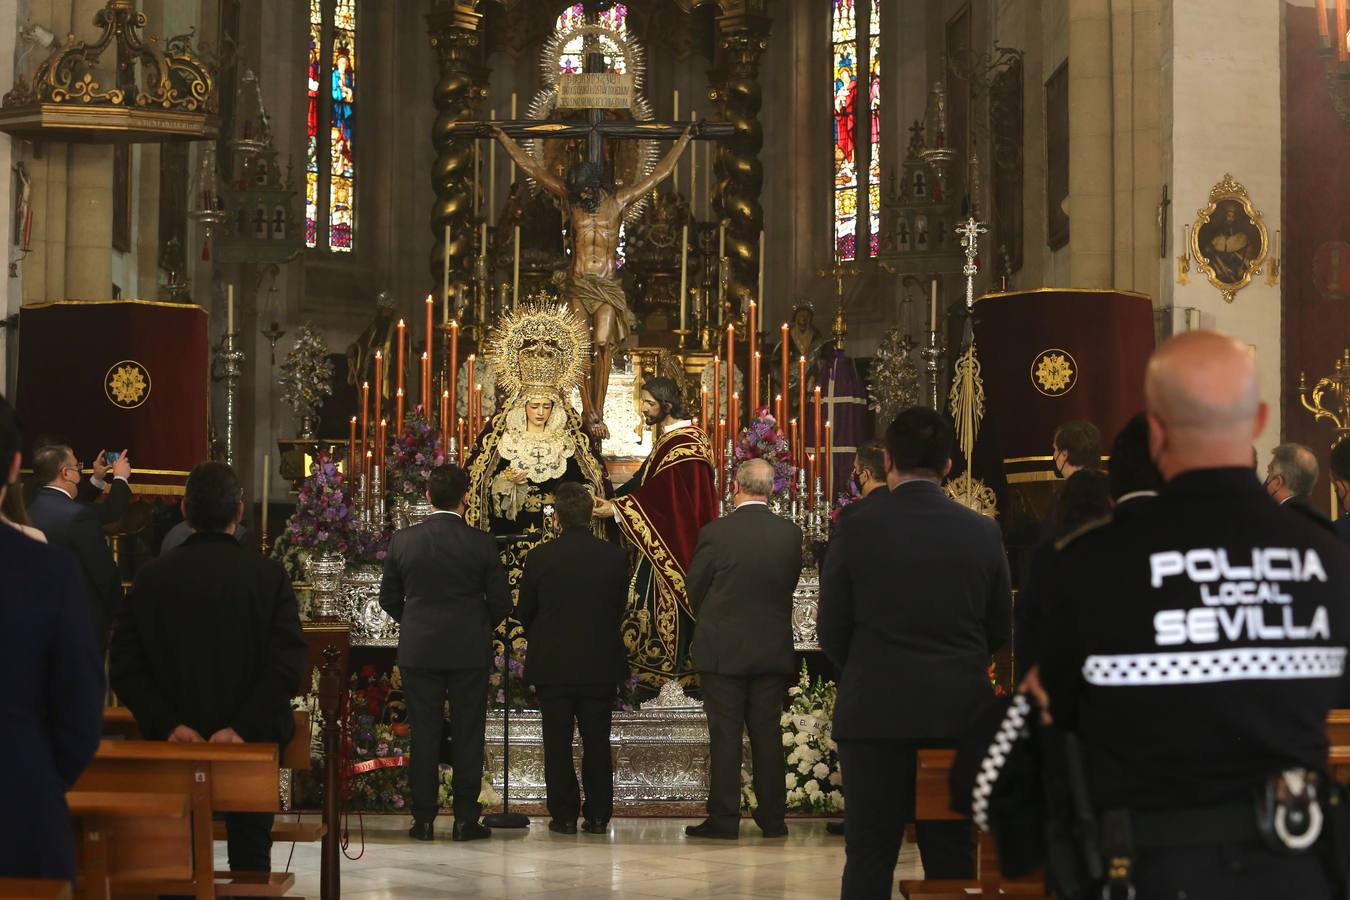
16;300;209;492
1283;5;1350;515
970;290;1155;467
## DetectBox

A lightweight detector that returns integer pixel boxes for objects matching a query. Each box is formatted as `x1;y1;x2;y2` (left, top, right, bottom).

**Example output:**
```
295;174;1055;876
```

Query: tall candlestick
825;420;833;502
396;387;405;435
360;381;370;464
712;356;721;430
373;351;383;443
719;222;726;257
378;417;387;474
808;453;816;502
226;284;234;334
475;385;484;435
690;110;697;210
673;90;680;192
780;322;790;417
480;221;488;260
930;278;938;332
348;416;357;476
752;351;761;414
717;418;726;478
791;418;799;472
701;386;709;431
757;231;765;304
730;392;739;443
421;351;430;411
442;223;451;323
457;417;466;456
465;354;476;424
679;224;689;332
775;393;784;432
441;390;450;452
365;450;374;503
814;385;823;464
508;93;518;183
489;108;497;219
798;355;807;460
424;295;435;401
748;300;757;409
260;453;270;542
448;320;459;430
396;318;406;406
512;226;521;307
726;323;736;427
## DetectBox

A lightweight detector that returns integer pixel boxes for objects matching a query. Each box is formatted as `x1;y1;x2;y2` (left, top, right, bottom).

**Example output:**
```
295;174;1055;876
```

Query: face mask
1052;451;1066;479
851;471;862;493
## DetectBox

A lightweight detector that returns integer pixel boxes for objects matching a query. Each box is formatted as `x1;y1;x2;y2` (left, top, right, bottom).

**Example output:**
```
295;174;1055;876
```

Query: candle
442;223;451;323
260;453;270;542
701;386;709;431
808;453;816;499
790;418;799;472
1319;0;1330;37
726;323;735;426
374;351;383;444
448;320;459;430
814;385;823;464
226;284;234;334
679;224;689;332
441;390;450;452
475;385;484;435
466;354;476;424
360;381;370;464
930;278;938;332
396;387;405;435
378;417;387;474
457;417;466;457
730;392;739;443
488;108;497;220
690;110;697;209
717;418;726;476
421;351;430;411
757;231;765;304
396;318;406;405
748;300;758;410
780;322;789;416
752;351;761;414
825;420;833;502
348;416;357;476
513;225;521;307
712;356;721;432
508;93;518;183
798;355;807;460
424;295;435;400
719;222;726;257
673;90;680;192
1341;0;1350;61
365;450;373;498
775;393;784;433
480;221;488;260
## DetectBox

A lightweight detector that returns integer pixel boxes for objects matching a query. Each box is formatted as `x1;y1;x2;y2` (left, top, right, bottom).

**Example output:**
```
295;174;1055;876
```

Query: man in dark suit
517;482;629;835
78;447;132;525
684;458;804;840
380;464;511;842
1332;438;1350;543
29;442;124;651
1107;412;1162;521
110;461;306;873
819;407;1012;898
0;396;104;883
1266;442;1332;528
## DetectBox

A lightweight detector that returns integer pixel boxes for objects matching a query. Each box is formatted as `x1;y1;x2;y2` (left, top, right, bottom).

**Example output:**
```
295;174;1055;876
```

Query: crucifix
1158;183;1170;259
816;262;863;351
451;62;731;439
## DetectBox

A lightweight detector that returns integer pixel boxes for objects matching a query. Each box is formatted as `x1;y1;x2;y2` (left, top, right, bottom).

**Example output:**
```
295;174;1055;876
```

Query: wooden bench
71;741;291;900
0;880;72;899
67;789;193;899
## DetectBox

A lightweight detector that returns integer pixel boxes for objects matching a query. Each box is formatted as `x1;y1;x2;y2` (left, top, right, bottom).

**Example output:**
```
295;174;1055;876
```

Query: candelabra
446;436;460;467
921;329;943;412
211;332;245;467
722;438;736;515
1299;348;1350;516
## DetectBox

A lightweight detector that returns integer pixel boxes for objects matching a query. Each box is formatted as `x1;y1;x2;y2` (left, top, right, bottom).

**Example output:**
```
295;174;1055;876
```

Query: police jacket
1040;467;1350;812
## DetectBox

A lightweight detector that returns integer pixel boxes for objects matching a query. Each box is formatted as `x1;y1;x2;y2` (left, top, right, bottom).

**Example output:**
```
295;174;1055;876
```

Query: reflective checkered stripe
1082;647;1347;686
970;694;1031;833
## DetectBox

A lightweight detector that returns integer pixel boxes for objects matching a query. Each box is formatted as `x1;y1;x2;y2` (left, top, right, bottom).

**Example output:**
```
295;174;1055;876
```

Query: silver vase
342;564;398;646
303;551;346;619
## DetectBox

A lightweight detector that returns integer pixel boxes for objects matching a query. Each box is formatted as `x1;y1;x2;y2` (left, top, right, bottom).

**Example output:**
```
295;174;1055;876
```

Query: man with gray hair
684;457;803;839
1265;442;1327;524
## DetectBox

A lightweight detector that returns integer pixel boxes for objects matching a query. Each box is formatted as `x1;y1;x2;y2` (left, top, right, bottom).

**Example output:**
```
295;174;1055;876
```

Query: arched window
832;0;880;261
306;0;358;252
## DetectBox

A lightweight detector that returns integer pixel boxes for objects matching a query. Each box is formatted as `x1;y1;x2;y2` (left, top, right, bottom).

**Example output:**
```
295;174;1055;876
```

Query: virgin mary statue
464;302;610;557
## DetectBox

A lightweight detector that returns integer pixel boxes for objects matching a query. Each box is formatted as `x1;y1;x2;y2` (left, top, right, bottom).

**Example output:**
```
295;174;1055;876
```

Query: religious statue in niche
1190;173;1268;303
915;214;930;251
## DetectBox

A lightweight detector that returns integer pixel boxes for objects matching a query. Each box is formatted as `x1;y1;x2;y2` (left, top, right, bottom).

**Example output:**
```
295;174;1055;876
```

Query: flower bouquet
276;452;389;569
385;407;445;504
741;662;844;814
734;407;798;496
279;324;334;436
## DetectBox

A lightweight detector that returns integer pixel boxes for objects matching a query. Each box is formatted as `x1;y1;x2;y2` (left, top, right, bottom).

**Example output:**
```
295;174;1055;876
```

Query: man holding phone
81;447;132;525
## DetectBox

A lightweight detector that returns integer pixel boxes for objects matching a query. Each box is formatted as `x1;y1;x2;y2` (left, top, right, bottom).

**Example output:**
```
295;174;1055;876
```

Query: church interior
2;0;1350;897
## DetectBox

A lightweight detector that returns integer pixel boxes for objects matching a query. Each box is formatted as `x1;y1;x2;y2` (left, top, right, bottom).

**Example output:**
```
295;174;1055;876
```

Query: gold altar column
711;1;771;320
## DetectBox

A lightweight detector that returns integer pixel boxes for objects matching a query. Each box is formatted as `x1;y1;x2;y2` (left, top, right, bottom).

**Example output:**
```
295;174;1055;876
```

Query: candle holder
921;329;943;412
210;331;246;467
447;436;460;467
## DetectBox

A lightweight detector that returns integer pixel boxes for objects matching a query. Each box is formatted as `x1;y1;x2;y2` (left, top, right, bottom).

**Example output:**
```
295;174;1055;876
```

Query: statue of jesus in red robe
594;377;719;694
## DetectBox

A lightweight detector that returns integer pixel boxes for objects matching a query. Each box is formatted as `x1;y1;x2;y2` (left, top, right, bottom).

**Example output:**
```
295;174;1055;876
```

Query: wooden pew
0;880;72;899
67;790;192;900
72;741;292;899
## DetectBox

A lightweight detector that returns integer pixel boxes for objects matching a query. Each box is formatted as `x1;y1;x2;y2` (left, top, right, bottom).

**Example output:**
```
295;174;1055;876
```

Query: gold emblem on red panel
1031;349;1076;397
105;360;151;409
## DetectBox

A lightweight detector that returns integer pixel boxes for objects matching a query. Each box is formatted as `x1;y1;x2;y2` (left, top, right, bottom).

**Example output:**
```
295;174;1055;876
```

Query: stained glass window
832;0;879;260
305;0;321;248
305;0;357;252
832;0;858;261
558;3;627;76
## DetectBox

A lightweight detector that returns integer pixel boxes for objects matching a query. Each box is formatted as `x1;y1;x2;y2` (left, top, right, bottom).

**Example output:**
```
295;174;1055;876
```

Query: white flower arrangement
740;662;844;815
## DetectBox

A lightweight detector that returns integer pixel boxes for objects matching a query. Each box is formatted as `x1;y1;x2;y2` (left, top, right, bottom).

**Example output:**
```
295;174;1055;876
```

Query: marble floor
253;815;924;898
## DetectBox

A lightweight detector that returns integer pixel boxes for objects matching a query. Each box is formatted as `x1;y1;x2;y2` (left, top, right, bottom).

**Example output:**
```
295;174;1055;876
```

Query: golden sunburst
105;360;150;408
1031;349;1077;396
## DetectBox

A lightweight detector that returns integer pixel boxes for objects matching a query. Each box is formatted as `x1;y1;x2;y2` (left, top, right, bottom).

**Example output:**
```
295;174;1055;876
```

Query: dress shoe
451;820;492;842
549;819;578;835
759;823;789;838
408;822;435;841
825;820;846;836
581;818;609;834
684;819;738;840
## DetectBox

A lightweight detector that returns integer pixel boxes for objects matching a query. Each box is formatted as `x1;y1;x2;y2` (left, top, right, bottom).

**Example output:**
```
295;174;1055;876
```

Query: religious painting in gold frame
1190;173;1268;303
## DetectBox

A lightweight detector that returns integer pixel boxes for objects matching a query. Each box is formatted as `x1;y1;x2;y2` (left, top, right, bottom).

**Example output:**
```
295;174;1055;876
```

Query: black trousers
701;672;788;832
537;683;614;823
402;665;489;824
836;739;974;899
1130;841;1332;900
224;812;274;871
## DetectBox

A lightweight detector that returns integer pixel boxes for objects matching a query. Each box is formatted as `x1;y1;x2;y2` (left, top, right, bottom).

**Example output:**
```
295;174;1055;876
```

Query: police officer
1034;331;1350;899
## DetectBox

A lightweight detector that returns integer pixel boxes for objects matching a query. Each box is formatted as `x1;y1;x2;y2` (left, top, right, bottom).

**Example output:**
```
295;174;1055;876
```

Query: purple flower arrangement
733;406;798;495
385;407;446;503
284;451;389;562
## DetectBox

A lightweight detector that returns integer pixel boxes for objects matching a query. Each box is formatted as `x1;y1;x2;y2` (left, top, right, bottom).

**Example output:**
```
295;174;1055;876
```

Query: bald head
734;458;776;500
1144;330;1268;479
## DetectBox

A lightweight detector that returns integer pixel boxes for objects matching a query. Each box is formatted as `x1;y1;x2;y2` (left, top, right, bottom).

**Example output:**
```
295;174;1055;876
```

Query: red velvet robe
612;425;719;691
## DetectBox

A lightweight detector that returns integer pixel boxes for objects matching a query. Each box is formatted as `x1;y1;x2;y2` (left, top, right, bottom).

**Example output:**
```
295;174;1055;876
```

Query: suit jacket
0;526;104;880
818;487;886;568
517;527;629;686
818;480;1012;741
1337;513;1350;544
686;502;804;676
77;476;131;526
380;511;511;669
29;485;122;649
1285;494;1334;532
159;519;252;555
109;531;306;744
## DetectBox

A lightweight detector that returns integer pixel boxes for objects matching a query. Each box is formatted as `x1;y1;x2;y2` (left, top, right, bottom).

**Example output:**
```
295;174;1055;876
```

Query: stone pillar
1162;0;1282;457
427;1;486;317
65;144;114;299
1068;0;1113;288
712;0;770;318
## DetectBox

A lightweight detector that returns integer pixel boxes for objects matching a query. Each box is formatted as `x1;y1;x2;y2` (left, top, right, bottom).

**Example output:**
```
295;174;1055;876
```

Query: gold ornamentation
1190;174;1269;303
1031;348;1077;396
105;360;150;408
487;298;591;404
948;343;996;517
944;473;999;518
0;1;219;143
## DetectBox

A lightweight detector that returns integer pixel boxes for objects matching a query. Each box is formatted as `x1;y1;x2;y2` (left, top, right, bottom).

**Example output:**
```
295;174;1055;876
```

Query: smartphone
104;451;120;466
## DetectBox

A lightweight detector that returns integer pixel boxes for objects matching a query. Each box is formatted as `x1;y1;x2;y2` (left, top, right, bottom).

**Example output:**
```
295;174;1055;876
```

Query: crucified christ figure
491;125;694;440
